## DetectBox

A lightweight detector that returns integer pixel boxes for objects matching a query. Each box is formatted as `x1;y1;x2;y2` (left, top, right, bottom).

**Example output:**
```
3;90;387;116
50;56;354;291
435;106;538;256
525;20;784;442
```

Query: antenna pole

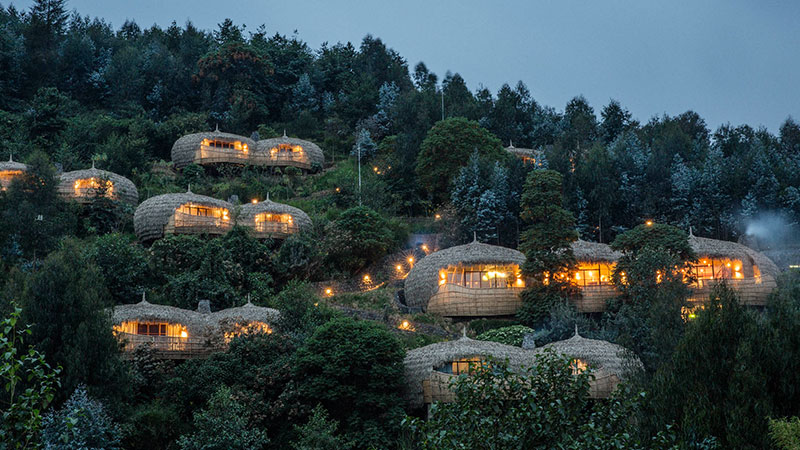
357;142;362;206
441;88;445;121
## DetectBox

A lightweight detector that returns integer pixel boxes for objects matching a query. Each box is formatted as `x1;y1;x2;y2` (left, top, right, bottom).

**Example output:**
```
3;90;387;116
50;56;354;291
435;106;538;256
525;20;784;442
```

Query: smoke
744;211;800;250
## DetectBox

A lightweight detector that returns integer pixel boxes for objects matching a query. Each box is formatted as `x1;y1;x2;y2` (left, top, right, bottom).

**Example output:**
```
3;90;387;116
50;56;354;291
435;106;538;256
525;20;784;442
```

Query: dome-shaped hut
171;128;256;169
403;336;538;410
404;239;526;317
238;195;312;239
111;297;280;358
210;300;280;342
688;233;779;306
505;142;545;167
256;131;324;172
133;189;233;242
0;154;27;191
57;163;138;206
571;240;622;312
111;298;211;358
536;329;642;398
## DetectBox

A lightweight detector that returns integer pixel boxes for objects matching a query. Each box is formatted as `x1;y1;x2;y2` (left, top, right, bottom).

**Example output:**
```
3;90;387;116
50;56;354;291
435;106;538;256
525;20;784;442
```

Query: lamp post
357;142;362;206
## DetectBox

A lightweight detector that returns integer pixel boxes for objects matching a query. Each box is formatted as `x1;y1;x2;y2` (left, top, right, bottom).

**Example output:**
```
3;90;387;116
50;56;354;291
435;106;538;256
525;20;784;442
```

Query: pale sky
8;0;800;133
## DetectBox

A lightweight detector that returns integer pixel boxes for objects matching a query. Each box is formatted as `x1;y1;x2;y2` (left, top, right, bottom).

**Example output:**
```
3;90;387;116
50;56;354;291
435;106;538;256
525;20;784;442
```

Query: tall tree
517;170;579;325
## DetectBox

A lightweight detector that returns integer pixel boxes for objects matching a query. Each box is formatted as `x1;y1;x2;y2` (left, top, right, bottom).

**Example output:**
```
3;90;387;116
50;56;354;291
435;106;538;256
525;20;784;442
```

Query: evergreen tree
177;386;269;450
517;170;579;325
600;99;633;144
669;154;694;229
41;386;121;450
351;128;377;159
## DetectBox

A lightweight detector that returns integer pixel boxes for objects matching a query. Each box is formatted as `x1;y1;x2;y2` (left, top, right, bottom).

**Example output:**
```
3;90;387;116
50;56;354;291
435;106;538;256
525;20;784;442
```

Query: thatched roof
257;134;325;167
403;336;538;409
0;154;27;172
238;196;312;230
535;329;641;378
688;235;779;277
110;299;280;335
171;129;256;169
504;142;537;158
210;301;281;327
404;240;525;310
111;299;210;334
133;189;233;242
57;165;139;206
572;239;622;263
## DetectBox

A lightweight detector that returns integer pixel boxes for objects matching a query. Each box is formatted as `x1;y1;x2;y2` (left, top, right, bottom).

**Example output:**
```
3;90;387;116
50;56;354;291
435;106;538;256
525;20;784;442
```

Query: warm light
574;272;581;280
363;274;371;282
373;166;378;172
335;187;341;193
516;278;524;286
396;264;403;271
324;288;333;296
434;214;441;220
440;271;446;279
408;257;414;264
645;220;653;226
398;320;414;331
421;244;429;252
180;330;188;338
726;262;731;267
251;198;258;204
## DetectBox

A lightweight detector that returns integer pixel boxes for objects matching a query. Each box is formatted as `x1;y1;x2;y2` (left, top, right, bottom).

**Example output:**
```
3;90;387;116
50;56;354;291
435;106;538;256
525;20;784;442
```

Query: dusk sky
9;0;800;132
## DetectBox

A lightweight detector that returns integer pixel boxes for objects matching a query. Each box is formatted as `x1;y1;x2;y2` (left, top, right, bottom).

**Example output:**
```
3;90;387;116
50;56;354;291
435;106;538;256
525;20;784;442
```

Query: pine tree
475;189;503;244
450;151;487;239
291;73;318;113
669;154;694;229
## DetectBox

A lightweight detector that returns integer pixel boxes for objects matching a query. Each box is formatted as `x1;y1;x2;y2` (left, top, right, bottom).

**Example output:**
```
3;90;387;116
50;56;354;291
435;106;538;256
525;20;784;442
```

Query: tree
292;317;406;448
20;239;128;402
89;233;150;305
769;417;800;450
404;352;700;449
0;304;61;449
517;170;579;325
41;385;121;449
177;386;269;450
600;99;633;144
291;405;351;450
607;223;694;372
416;117;505;204
325;206;396;274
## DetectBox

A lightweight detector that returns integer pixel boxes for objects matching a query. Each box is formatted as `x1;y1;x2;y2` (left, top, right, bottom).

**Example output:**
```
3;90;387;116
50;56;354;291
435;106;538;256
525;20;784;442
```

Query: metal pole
441;89;445;121
357;142;362;206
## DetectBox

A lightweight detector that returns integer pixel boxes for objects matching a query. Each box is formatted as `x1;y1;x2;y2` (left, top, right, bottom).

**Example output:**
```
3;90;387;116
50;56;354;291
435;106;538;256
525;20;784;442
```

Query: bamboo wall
427;284;523;317
572;285;618;313
164;210;233;236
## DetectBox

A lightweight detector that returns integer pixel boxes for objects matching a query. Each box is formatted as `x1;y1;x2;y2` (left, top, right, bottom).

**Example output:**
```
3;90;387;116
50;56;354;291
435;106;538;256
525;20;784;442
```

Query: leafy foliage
41;385;121;450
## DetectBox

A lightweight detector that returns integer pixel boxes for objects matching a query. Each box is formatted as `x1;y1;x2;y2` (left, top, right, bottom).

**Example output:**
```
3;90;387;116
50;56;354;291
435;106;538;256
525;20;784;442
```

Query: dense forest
3;0;800;449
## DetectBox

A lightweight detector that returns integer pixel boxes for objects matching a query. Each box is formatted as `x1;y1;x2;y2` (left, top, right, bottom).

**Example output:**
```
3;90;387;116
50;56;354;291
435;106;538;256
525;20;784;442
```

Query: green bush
476;325;535;347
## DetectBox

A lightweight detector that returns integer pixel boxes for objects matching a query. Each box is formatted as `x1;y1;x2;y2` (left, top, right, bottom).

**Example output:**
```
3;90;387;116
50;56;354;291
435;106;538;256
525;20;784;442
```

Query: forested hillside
3;1;800;449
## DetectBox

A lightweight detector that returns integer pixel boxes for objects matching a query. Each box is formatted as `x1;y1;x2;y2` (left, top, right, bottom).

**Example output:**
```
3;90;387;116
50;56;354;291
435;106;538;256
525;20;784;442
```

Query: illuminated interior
254;212;294;232
73;177;114;198
690;257;746;282
571;358;588;375
571;262;616;287
438;264;525;289
174;203;230;226
113;321;188;338
435;357;485;375
201;138;248;153
223;321;272;343
0;170;23;190
269;143;308;162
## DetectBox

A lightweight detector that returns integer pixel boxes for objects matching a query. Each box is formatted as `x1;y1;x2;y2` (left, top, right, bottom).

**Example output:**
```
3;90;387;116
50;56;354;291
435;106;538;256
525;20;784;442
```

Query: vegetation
1;1;799;448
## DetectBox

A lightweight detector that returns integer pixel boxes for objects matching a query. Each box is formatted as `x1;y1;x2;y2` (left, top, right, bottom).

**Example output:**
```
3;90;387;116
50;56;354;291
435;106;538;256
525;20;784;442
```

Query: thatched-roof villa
569;234;779;309
238;195;312;239
171;128;257;169
403;336;538;410
0;155;27;191
535;329;641;398
57;164;138;206
571;240;622;313
504;142;544;167
256;132;324;172
687;233;779;306
404;239;526;317
133;189;233;242
110;298;279;359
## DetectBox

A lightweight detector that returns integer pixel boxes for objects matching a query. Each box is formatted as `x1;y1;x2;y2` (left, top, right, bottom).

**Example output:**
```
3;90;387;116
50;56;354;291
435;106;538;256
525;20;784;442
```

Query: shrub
476;325;535;347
